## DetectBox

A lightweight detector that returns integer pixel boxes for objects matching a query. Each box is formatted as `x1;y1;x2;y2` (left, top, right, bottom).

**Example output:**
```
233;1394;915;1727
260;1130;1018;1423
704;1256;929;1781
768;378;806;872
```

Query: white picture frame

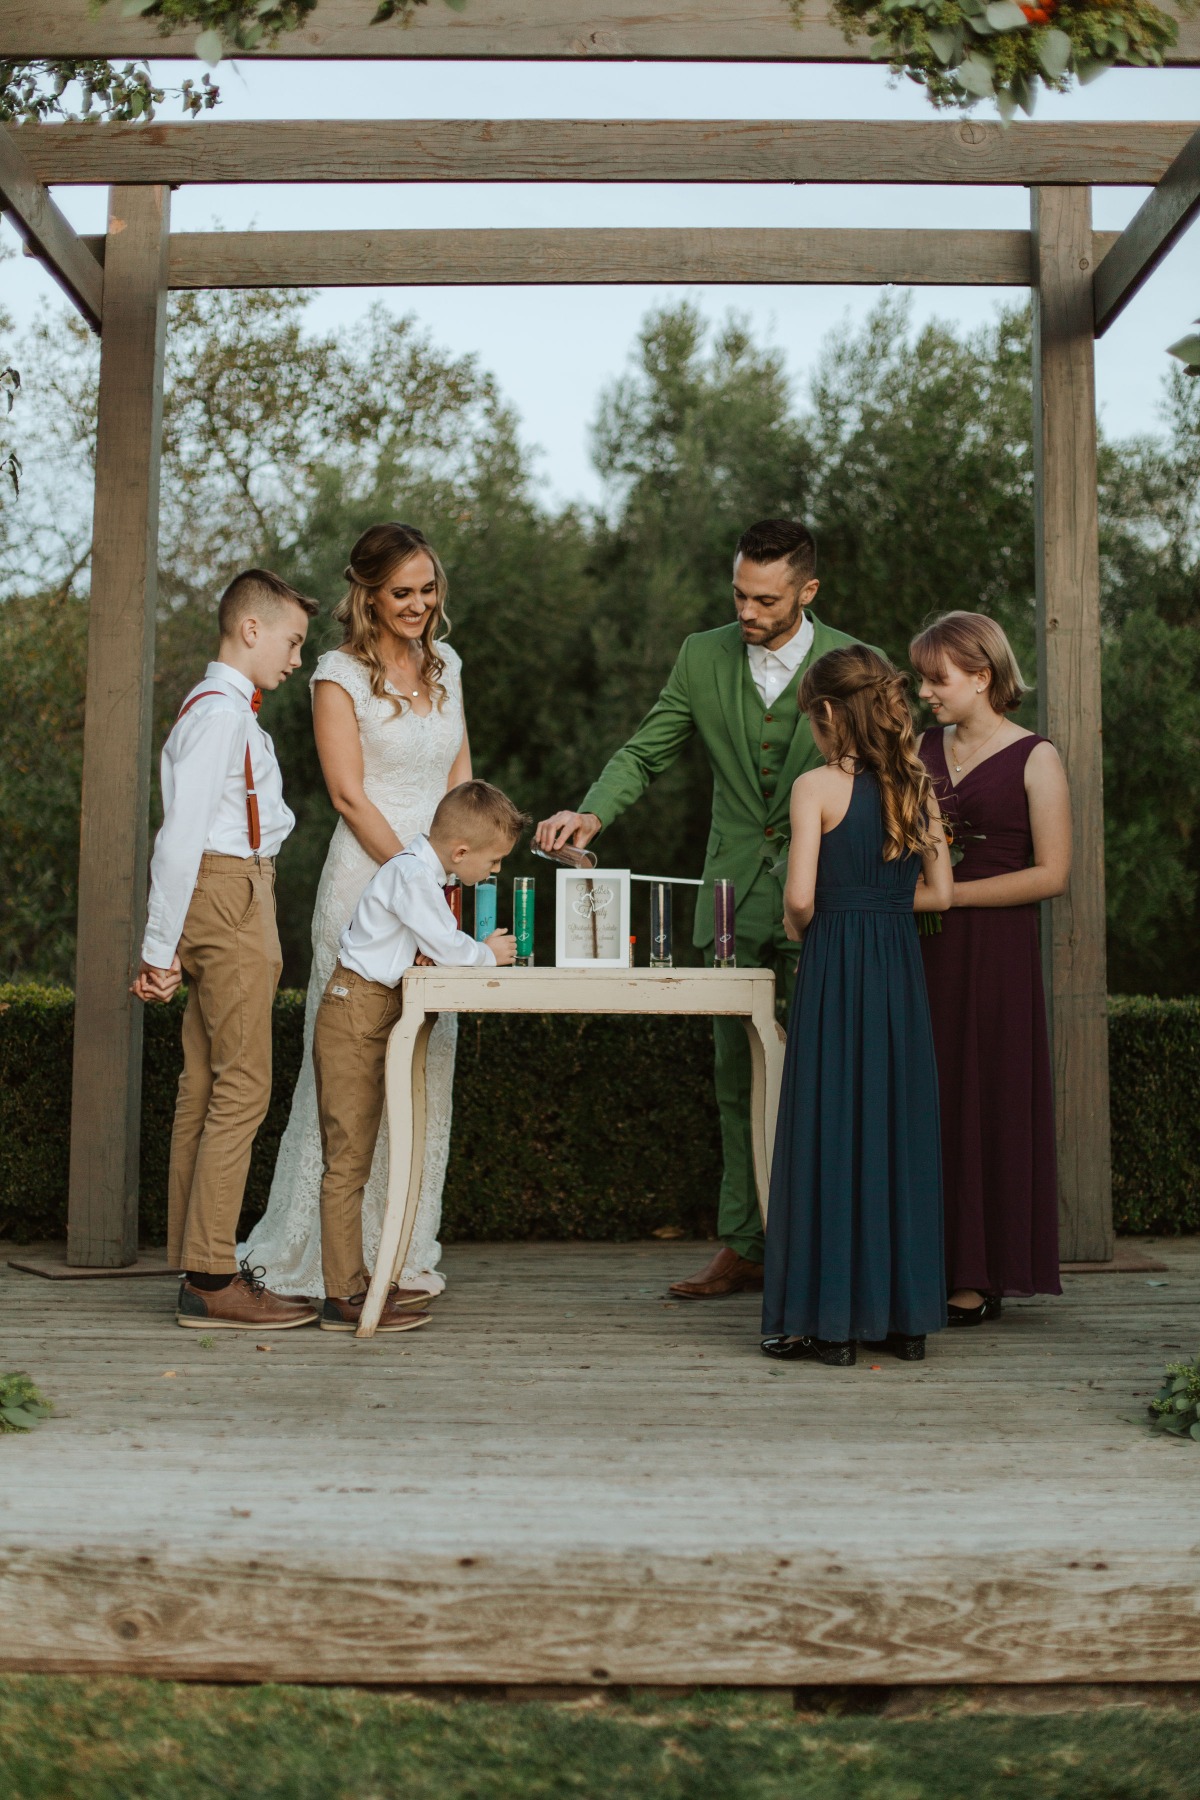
554;868;632;968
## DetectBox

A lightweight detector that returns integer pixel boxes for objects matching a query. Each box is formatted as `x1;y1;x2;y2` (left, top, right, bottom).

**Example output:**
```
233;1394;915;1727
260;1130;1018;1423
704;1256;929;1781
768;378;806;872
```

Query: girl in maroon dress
909;613;1072;1324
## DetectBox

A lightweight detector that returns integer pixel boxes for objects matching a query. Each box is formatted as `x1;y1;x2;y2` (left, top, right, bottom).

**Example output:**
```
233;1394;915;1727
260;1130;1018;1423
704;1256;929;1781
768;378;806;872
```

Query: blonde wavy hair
797;644;936;863
333;522;450;713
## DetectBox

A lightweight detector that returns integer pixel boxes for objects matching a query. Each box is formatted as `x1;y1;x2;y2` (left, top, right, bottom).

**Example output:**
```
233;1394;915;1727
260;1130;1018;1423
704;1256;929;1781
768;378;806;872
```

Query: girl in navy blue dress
762;645;952;1368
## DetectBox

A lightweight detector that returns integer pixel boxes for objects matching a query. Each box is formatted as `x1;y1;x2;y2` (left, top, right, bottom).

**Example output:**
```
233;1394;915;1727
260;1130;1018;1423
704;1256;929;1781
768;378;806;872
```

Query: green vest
579;613;866;947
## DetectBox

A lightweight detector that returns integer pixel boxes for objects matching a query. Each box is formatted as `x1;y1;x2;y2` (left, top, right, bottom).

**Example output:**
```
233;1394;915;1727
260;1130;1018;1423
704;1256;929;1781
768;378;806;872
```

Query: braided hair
797;644;935;862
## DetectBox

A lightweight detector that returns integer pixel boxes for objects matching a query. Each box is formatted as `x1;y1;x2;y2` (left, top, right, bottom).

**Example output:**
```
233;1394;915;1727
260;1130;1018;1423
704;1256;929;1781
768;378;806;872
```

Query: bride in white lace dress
240;523;472;1296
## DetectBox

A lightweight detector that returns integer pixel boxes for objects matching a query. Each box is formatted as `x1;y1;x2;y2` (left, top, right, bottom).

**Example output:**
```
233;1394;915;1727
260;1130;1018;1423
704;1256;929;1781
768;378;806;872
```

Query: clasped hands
130;958;183;1004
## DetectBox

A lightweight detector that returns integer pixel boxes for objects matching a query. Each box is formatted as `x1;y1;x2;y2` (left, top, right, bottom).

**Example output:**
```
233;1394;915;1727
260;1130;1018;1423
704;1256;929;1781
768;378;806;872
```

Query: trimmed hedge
0;985;721;1245
2;984;1196;1244
1108;996;1200;1234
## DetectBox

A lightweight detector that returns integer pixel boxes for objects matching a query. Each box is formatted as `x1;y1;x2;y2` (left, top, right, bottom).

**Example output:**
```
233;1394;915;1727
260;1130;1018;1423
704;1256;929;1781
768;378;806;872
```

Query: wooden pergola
2;1;1198;1274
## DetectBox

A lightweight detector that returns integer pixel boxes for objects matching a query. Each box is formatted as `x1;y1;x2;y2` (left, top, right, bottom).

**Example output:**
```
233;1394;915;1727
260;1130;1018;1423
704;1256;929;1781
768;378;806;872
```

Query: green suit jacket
580;613;865;948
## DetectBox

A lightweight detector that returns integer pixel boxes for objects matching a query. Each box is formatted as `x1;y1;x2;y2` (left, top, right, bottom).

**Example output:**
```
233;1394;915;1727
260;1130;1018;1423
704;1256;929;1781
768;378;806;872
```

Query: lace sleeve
311;649;371;719
437;639;462;699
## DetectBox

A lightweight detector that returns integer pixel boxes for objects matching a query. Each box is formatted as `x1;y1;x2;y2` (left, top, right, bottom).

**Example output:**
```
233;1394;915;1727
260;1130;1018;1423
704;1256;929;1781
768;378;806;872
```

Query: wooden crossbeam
69;226;1120;290
1093;125;1200;336
14;120;1194;190
0;123;102;330
4;0;1200;64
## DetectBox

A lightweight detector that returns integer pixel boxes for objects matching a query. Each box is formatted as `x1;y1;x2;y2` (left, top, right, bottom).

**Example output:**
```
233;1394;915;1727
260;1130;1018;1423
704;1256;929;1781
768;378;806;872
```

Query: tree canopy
1;285;1196;992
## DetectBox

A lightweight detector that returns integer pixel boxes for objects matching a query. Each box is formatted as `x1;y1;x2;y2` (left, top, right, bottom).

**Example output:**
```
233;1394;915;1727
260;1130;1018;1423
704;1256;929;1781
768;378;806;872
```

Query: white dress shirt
746;612;815;709
141;662;295;968
338;835;497;989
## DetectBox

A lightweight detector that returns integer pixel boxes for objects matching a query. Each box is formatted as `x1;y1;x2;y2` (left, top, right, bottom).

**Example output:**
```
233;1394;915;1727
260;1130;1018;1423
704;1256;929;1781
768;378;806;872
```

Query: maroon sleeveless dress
919;727;1060;1298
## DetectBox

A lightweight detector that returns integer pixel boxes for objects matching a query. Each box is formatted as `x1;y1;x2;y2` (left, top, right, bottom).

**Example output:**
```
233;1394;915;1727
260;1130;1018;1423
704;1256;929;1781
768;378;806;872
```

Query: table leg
744;1004;787;1227
357;1005;435;1340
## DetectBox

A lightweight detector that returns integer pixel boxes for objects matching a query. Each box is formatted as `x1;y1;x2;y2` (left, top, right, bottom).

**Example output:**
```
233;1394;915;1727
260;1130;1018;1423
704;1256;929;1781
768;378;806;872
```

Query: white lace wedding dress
239;643;465;1296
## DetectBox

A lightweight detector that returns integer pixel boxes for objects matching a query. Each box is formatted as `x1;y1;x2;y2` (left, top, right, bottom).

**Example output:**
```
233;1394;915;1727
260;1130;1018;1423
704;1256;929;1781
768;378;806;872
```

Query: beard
739;591;804;648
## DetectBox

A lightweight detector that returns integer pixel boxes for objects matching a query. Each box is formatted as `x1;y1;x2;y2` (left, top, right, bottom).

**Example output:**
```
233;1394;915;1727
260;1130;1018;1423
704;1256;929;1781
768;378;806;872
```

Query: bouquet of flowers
793;0;1184;117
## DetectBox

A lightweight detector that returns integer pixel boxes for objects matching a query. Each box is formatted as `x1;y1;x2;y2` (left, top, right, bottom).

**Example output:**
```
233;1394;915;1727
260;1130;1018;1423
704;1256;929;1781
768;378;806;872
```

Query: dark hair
432;780;530;848
797;644;935;863
217;568;317;637
335;521;449;716
734;519;817;587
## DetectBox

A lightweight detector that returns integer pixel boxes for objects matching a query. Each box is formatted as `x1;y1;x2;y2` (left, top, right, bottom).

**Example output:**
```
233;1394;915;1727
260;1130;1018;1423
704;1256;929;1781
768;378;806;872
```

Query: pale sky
3;57;1198;506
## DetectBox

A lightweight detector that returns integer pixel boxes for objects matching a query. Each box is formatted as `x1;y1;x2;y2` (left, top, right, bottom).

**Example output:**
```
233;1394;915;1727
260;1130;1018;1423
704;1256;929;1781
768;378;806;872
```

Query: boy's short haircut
432;780;530;848
218;568;319;637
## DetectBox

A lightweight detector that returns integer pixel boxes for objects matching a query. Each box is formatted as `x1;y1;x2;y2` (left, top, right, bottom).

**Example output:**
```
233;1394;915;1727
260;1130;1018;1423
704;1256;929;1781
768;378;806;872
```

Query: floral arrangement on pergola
1;0;1188;122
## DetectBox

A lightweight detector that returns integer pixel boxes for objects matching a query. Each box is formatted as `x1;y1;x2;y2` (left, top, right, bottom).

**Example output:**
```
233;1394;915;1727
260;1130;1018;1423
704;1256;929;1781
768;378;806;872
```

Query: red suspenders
176;687;263;853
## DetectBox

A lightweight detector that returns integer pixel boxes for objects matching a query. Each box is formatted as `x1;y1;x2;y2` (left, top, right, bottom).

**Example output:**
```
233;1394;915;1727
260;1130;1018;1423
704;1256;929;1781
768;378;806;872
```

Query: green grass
2;1677;1199;1800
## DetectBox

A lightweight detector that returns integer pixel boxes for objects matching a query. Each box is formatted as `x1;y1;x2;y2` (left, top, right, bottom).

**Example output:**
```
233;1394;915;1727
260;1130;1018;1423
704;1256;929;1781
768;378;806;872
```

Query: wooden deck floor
1;1240;1198;1688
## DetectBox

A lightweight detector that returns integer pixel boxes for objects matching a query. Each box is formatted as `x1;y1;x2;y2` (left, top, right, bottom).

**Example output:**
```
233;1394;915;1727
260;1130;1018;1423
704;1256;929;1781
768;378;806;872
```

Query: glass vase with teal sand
514;876;535;966
474;876;497;941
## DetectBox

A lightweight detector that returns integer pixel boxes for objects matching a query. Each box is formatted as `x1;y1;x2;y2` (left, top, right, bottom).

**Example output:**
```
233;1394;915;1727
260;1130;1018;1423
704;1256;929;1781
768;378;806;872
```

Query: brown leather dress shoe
320;1292;430;1334
177;1266;318;1331
386;1282;435;1309
669;1245;765;1299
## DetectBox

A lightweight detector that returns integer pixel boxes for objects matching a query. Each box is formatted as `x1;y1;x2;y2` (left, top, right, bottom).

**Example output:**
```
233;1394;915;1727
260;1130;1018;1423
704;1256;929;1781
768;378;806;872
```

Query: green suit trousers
707;872;800;1262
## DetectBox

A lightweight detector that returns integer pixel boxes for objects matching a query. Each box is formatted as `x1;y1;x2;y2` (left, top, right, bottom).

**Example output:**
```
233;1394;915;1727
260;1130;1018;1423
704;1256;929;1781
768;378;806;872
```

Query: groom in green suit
536;519;865;1298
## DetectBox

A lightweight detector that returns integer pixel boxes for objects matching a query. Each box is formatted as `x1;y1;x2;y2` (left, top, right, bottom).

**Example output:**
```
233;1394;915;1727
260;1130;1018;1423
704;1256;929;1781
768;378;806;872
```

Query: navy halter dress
762;774;946;1344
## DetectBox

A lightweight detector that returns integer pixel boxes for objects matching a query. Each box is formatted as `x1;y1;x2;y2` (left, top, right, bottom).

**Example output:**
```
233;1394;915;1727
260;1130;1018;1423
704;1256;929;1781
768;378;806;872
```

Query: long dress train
239;644;465;1296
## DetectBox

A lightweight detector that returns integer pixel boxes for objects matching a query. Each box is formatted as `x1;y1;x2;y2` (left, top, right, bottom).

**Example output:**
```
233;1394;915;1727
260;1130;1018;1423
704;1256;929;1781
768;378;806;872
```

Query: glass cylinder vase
513;876;535;966
445;874;462;929
649;880;673;968
713;878;736;969
474;876;497;941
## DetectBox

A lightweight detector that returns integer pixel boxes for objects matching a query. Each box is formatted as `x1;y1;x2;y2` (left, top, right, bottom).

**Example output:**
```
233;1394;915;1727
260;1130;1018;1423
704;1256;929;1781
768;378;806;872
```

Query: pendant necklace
390;653;421;699
950;719;1002;776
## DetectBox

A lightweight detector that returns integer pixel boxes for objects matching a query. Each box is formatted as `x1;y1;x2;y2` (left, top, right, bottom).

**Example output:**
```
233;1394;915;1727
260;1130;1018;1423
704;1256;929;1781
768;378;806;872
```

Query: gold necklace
949;719;1003;776
387;651;422;699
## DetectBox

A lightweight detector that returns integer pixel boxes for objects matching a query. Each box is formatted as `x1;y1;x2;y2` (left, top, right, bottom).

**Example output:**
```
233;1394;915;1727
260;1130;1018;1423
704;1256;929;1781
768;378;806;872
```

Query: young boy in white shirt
314;779;525;1333
133;568;320;1332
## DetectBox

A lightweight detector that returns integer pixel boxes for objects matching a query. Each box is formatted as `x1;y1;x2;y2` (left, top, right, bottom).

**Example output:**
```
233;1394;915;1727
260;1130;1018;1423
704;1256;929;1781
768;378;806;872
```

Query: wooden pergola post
67;185;170;1267
1030;185;1114;1264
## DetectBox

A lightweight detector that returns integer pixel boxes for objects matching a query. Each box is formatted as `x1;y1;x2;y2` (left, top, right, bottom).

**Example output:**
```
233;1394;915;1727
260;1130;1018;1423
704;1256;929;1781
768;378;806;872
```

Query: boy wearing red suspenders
133;569;319;1330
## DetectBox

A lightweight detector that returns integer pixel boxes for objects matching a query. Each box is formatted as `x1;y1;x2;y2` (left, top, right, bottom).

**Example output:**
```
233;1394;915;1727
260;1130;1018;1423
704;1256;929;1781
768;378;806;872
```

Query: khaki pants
167;853;282;1274
312;963;403;1300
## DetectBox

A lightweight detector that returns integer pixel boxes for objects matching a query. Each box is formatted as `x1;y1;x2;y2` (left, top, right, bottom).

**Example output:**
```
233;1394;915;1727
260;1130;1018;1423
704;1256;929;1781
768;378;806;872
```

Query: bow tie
251;687;262;714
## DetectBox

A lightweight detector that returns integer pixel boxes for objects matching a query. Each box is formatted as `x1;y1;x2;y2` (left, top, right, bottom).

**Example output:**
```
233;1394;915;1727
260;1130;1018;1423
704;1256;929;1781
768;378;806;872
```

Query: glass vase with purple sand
649;881;673;967
713;878;736;968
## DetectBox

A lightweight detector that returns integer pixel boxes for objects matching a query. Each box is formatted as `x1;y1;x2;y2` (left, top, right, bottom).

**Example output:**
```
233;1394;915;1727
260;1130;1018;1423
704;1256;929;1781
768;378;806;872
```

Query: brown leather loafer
669;1246;765;1299
177;1267;318;1331
320;1293;430;1334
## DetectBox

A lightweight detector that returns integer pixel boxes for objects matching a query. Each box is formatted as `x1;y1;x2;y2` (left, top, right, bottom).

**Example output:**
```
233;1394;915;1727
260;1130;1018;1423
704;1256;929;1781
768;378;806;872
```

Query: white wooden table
358;967;787;1337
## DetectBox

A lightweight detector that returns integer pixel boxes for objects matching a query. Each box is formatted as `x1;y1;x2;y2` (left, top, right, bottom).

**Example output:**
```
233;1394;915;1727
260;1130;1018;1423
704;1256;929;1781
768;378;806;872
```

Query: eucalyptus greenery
1168;322;1200;377
1;366;20;498
0;1371;53;1433
793;0;1184;115
0;57;217;124
0;0;466;126
105;0;463;67
1148;1352;1200;1441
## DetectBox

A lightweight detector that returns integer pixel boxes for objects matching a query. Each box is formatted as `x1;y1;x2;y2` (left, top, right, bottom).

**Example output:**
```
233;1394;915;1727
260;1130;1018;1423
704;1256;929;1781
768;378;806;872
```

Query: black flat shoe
946;1294;1003;1327
863;1333;926;1362
761;1335;857;1367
